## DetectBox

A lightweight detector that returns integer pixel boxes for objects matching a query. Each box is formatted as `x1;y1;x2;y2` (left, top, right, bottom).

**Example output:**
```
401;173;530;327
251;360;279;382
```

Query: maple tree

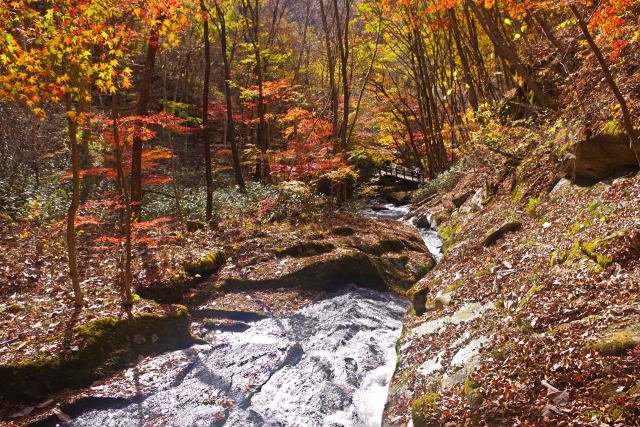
0;0;135;309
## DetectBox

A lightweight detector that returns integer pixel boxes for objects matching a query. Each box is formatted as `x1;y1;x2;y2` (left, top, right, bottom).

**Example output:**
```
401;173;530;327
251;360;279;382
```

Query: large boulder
562;121;638;181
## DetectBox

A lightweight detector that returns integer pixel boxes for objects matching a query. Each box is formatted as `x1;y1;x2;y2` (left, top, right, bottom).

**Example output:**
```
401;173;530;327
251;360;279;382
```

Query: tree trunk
466;0;554;108
346;8;382;146
111;93;133;316
78;95;94;201
64;94;83;310
570;4;640;166
131;21;161;219
162;65;185;225
293;0;311;83
319;0;339;135
449;8;479;111
242;0;269;180
200;0;214;221
331;0;350;151
215;3;246;192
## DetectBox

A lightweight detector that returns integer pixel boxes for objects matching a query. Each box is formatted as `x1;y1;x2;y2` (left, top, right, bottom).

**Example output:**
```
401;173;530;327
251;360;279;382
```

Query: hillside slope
385;120;640;425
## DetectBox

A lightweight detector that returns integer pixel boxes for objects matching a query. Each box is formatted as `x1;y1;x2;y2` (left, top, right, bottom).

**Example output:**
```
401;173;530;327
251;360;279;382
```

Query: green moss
525;196;542;218
580;239;612;269
439;221;463;254
518;284;544;310
138;251;225;303
184;251;226;276
601;119;626;138
550;249;567;267
411;393;441;427
465;377;484;409
0;307;193;401
587;326;640;355
443;280;463;293
512;177;526;204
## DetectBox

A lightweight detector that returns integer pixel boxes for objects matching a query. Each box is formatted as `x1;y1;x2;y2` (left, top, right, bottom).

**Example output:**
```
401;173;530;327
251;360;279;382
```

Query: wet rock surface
49;287;409;427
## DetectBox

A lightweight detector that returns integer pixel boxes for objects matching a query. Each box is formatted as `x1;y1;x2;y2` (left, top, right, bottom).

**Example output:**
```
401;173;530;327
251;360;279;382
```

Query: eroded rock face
215;215;435;295
482;220;522;247
384;301;494;426
561;121;638;181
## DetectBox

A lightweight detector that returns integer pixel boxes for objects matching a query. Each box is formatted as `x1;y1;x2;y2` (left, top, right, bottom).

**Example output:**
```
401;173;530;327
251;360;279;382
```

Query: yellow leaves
56;73;69;85
33;108;46;119
67;111;77;121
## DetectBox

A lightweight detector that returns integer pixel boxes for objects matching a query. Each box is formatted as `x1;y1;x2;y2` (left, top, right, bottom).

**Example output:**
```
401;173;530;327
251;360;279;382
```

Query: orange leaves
142;175;173;186
132;217;173;231
62;168;114;180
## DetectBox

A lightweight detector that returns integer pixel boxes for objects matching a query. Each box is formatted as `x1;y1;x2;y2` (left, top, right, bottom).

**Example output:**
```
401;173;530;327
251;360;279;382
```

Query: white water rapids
50;202;441;427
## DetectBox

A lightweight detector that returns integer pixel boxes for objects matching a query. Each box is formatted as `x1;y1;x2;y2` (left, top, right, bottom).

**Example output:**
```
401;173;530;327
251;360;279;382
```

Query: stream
360;200;443;262
52;202;441;427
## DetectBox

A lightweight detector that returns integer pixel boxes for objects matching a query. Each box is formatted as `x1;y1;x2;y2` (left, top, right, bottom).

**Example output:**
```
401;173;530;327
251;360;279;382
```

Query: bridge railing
376;164;425;183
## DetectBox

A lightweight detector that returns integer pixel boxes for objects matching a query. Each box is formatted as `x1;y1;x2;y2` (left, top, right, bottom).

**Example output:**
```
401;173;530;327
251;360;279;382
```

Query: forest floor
385;130;640;425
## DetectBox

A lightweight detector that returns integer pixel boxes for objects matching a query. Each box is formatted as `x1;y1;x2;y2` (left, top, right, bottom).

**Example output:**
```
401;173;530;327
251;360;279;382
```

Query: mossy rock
218;252;389;292
183;251;226;276
561;120;638;181
425;293;452;312
588;326;640;356
186;220;206;232
0;306;194;401
465;377;484;409
356;238;406;255
275;241;335;258
482;220;522;247
411;393;441;427
407;281;430;316
138;251;226;303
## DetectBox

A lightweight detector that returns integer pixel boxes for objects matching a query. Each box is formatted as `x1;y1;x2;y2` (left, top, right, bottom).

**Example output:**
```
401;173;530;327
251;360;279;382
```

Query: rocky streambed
40;287;408;427
21;202;444;427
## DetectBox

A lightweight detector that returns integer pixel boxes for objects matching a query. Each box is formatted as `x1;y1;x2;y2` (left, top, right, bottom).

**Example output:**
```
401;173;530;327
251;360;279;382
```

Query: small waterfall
65;288;408;427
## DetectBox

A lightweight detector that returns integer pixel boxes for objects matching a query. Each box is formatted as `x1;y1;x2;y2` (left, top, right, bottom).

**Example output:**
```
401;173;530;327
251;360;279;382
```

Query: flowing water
63;287;409;427
360;200;443;261
48;201;440;427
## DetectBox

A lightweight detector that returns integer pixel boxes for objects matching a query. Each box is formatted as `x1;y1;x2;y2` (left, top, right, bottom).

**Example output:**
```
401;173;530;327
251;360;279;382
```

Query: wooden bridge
376;164;425;184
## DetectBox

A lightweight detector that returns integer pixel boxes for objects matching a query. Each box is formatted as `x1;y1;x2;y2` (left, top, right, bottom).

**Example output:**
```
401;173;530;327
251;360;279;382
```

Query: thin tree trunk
293;0;311;83
215;3;246;192
319;0;339;135
467;0;553;108
346;8;382;146
78;95;94;201
570;4;640;165
163;66;185;225
450;8;478;111
111;93;133;316
131;20;161;219
200;0;214;221
64;94;83;310
242;0;269;180
332;0;350;151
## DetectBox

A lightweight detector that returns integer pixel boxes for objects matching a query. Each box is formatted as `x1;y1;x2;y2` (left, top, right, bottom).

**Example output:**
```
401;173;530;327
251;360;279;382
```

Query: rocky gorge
3;129;640;426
